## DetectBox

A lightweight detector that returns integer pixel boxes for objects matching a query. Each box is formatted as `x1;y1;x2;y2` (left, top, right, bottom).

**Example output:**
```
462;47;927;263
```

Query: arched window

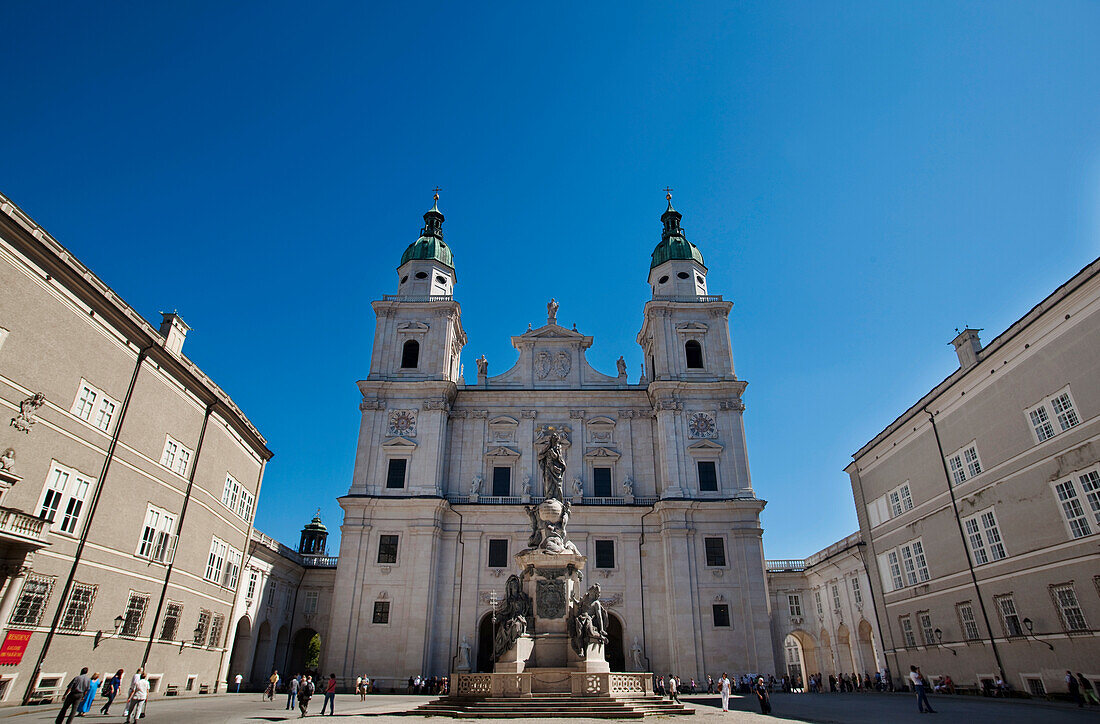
401;340;419;369
685;340;704;369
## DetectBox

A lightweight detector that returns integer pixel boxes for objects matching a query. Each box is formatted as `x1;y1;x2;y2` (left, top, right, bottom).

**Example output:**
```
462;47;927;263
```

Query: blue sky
2;2;1099;558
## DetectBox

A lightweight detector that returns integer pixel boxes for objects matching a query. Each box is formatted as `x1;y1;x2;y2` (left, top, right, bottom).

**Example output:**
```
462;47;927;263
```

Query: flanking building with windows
0;192;272;703
846;257;1100;696
321;196;775;686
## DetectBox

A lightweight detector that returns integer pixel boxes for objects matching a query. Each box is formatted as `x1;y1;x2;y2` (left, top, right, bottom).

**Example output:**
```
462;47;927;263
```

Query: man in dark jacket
55;667;90;724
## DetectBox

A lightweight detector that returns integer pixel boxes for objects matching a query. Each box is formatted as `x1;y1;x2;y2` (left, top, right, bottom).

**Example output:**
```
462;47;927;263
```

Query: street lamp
1022;618;1054;651
933;629;957;656
94;616;126;649
488;590;500;665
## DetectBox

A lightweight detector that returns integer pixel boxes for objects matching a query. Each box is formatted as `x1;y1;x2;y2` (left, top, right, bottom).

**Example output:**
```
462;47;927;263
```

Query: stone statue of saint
493;574;532;661
537;429;567;503
630;637;644;670
621;477;633;496
571;477;583;498
470;474;483;495
547;298;559;322
617;356;627;376
520;474;531;497
568;582;608;657
458;635;473;671
0;448;14;472
476;355;488;376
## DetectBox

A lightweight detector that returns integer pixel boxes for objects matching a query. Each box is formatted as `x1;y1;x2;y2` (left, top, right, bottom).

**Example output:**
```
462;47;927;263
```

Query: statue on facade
630;637;644;670
470;474;483;496
621;477;633;497
493;574;533;661
616;356;627;377
10;393;45;433
547;298;559;323
520;474;531;497
522;426;579;554
476;355;488;377
458;635;473;671
571;477;583;498
0;448;14;473
567;582;608;657
537;428;567;503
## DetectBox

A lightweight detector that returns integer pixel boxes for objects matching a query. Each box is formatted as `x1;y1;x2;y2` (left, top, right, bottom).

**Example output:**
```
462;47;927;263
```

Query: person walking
286;675;299;710
100;670;123;715
234;673;243;693
266;670;280;701
298;676;315;718
1077;674;1098;705
754;676;772;715
77;672;100;716
909;666;936;714
719;672;732;712
1067;671;1084;707
668;674;681;703
123;668;144;720
54;667;91;724
320;674;337;715
125;671;149;724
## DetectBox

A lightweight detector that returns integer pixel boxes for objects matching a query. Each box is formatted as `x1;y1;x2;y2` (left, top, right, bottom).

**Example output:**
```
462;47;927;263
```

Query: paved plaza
0;692;1095;724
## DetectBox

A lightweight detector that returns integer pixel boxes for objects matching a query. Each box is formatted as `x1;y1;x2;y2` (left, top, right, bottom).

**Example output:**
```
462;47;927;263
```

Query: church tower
637;192;752;498
298;511;329;555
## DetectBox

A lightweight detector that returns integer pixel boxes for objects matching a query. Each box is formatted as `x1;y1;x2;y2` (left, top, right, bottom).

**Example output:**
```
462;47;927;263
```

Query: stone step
415;695;695;718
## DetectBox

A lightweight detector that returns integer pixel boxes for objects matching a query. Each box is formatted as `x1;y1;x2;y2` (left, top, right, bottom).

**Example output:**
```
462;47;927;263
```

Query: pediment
587;416;616;426
522;324;585;340
675;322;709;333
583;447;622;461
397;321;430;333
485;445;521;458
381;436;417;451
687;439;724;453
488;415;519;427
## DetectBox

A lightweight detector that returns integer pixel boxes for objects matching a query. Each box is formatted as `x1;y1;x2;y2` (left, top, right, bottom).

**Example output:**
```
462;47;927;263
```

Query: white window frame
814;590;823;616
72;380;120;433
962;507;1008;565
136;504;177;564
900;615;916;648
205;537;228;584
946;441;983;485
957;602;980;640
918;611;935;645
831;583;841;612
851;577;863;605
223;546;242;590
220;473;254;522
1052;469;1100;539
899;539;930;586
1026;385;1081;443
245;570;258;601
887;482;914;517
38;462;95;536
1050;583;1088;632
995;594;1023;637
160;436;193;477
787;594;802;618
303;591;319;615
71;383;98;422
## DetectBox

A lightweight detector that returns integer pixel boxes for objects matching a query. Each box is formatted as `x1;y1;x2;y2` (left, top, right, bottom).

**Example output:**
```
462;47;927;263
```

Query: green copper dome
650;199;705;269
399;198;454;270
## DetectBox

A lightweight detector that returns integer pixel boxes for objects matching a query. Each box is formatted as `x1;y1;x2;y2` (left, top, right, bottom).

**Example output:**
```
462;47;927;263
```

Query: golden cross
663;186;673;201
432;186;442;201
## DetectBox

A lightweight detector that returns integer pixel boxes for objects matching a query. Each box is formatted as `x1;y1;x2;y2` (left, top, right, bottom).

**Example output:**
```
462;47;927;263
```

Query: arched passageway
856;619;877;673
476;614;493;673
275;625;290;675
289;627;320;677
784;630;818;687
251;620;273;684
605;614;625;672
836;623;856;674
227;616;253;686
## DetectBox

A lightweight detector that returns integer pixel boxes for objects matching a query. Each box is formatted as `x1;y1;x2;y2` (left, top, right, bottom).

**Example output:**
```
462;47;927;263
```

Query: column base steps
414;693;695;718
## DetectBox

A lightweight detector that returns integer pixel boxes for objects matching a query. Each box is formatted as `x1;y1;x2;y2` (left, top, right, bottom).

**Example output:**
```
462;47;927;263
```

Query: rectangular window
266;580;276;607
205;538;228;584
697;461;718;492
1028;387;1081;443
918;611;935;645
594;540;615;569
304;591;319;615
160;602;182;641
1054;471;1100;538
385;459;407;489
372;601;390;624
1051;391;1080;431
888;483;914;517
10;575;54;627
957;602;980;641
224;547;242;590
900;615;916;648
208;613;224;647
996;595;1023;637
788;595;802;617
851;578;863;605
93;398;116;432
1029;405;1056;441
963;508;1007;565
885;551;904;591
814;590;823;616
39;463;95;535
121;592;150;636
377;534;399;564
492;466;511;496
488;539;509;568
947;444;982;485
282;587;292;611
238;490;254;522
1050;584;1088;631
712;604;730;627
246;571;258;600
194;610;211;644
137;505;177;563
831;583;841;611
59;583;97;632
160;436;192;477
73;384;97;420
592;467;612;497
704;537;726;567
899;540;930;586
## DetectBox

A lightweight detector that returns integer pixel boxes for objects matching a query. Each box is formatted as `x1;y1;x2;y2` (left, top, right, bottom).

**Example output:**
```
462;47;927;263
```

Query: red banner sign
0;630;31;665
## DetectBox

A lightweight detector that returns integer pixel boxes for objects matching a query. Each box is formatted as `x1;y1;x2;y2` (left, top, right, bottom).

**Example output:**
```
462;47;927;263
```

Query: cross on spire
663;186;673;201
432;186;442;200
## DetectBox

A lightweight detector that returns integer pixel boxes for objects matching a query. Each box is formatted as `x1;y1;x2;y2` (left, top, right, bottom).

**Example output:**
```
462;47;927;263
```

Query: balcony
650;294;724;303
0;506;50;551
381;294;454;302
301;555;338;568
765;559;806;572
445;495;659;506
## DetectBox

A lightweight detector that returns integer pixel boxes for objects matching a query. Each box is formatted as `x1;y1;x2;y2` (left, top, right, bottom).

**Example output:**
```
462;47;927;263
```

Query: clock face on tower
688;412;717;439
388;409;418;437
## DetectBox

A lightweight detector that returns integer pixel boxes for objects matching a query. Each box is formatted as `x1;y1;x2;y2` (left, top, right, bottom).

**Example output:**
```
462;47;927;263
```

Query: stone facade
0;192;272;703
847;257;1100;697
766;532;884;686
322;199;774;689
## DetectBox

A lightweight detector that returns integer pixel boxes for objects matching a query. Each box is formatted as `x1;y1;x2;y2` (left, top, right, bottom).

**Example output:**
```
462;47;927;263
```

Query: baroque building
847;257;1100;697
323;195;774;686
0;192;271;703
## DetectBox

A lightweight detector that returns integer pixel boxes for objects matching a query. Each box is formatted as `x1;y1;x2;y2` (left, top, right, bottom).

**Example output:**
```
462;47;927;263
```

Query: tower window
385;459;407;489
593;467;612;497
697;461;718;491
696;275;704;284
677;271;690;279
492;466;511;497
435;275;447;284
712;604;731;627
401;340;420;368
377;535;399;564
685;340;704;369
400;275;408;284
415;271;428;279
658;275;669;284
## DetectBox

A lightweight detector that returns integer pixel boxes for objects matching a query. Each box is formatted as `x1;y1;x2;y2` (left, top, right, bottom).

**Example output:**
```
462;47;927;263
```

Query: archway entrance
289;628;320;677
856;619;877;673
819;629;834;674
227;616;253;687
605;614;625;672
785;630;818;687
251;621;272;684
477;614;494;673
275;626;290;675
836;623;855;674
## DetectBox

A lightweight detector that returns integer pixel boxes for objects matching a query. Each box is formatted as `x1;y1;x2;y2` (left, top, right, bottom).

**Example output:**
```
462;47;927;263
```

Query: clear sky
2;2;1099;559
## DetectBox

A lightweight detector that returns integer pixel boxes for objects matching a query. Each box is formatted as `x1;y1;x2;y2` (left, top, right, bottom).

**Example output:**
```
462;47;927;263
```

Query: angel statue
493;574;532;661
568;582;608;657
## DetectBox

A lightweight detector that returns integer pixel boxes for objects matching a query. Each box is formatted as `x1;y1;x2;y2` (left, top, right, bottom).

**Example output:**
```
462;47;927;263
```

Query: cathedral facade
325;196;774;685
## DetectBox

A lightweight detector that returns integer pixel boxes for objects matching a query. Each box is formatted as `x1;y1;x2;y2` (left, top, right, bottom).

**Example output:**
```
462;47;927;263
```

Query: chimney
951;328;982;370
159;312;190;356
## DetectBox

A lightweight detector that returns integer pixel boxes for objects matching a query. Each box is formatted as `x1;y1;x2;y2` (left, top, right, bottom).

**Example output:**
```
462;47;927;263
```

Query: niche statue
567;582;608;657
493;574;533;661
